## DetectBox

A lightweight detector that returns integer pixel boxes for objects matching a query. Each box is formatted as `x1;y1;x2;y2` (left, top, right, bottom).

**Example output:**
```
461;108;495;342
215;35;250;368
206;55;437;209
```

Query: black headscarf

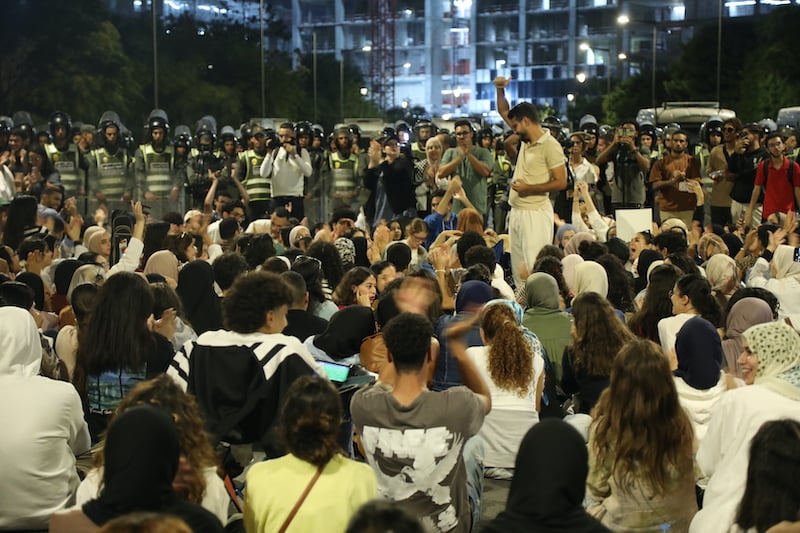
176;260;223;335
54;259;82;296
15;272;45;310
83;405;179;524
633;249;662;293
482;419;611;533
674;316;723;390
313;305;376;360
351;236;371;268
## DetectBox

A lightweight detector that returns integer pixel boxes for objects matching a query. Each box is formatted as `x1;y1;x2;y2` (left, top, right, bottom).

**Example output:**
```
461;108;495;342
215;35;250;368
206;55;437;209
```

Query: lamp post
579;42;612;93
617;15;657;114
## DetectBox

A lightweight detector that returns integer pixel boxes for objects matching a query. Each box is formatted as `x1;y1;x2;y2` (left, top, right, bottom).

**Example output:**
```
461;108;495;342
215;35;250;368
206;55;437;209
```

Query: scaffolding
369;0;396;111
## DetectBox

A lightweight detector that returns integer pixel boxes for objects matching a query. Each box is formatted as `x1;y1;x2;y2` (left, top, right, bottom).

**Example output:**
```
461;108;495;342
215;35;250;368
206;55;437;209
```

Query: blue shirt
424;211;458;249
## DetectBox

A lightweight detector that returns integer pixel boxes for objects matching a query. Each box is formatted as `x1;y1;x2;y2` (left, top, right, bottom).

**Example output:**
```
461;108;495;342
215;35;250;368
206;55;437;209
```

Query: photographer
260;122;312;221
595;120;651;211
729;123;769;229
649;129;703;227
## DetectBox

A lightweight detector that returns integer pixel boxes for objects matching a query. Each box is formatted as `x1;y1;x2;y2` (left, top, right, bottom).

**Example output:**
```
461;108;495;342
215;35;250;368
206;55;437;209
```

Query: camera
738;130;750;139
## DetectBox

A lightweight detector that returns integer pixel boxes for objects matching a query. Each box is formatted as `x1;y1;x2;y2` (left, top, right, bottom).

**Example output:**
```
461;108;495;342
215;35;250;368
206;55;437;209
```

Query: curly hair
279;376;343;467
222;271;292;333
482;304;533;397
628;264;682;343
93;375;219;505
571;292;634;376
332;266;374;306
591;338;695;496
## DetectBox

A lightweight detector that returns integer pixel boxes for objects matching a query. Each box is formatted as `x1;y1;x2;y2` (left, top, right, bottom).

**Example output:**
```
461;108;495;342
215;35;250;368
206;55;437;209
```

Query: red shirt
755;157;800;219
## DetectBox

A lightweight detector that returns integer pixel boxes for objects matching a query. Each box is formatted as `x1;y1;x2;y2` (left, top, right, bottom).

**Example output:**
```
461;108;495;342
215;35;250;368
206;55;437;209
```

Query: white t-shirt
466;345;544;469
509;130;566;210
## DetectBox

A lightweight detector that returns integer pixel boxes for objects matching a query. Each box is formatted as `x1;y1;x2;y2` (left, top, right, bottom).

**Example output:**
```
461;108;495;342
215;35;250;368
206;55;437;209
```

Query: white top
674;371;740;446
745;256;800;318
466;344;544;469
570;157;598;185
260;147;312;197
0;308;90;530
658;313;696;355
690;385;800;533
76;465;229;523
206;219;222;243
509;130;566;210
571;208;610;243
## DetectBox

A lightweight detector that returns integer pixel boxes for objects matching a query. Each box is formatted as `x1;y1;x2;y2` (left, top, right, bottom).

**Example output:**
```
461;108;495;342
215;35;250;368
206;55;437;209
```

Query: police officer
237;123;272;220
135;109;179;219
185;118;221;210
89;111;132;213
45;111;87;212
324;126;363;213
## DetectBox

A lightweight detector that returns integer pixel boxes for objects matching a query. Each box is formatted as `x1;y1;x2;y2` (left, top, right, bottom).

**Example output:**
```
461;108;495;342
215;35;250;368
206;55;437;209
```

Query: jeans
463;435;485;531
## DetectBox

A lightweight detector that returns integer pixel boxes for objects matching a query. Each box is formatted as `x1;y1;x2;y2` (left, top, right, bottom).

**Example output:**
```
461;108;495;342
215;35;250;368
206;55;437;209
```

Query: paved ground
478;477;511;528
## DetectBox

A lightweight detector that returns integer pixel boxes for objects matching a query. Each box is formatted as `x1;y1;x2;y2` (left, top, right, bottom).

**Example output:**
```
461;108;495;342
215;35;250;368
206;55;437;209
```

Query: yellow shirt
509;130;566;210
244;453;377;533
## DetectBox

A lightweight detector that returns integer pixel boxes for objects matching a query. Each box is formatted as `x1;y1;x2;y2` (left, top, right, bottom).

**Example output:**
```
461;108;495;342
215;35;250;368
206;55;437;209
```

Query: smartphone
794;247;800;262
678;181;689;192
317;361;351;383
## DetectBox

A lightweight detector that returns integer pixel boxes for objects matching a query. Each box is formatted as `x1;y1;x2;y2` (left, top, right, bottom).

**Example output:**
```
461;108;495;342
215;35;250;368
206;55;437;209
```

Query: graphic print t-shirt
351;383;485;533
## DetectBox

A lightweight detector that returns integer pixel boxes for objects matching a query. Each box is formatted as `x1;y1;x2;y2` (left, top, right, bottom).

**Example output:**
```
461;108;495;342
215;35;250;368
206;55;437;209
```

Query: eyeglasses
723;127;737;133
768;142;784;148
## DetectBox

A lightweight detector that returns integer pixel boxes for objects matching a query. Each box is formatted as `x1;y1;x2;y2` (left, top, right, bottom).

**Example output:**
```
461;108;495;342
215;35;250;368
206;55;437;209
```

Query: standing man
135;110;179;219
89;112;132;213
260;122;311;221
494;76;567;287
745;132;800;226
438;120;494;217
707;118;742;227
324;127;362;213
45;111;87;207
595;120;651;213
238;124;272;221
729;123;769;228
649;129;702;227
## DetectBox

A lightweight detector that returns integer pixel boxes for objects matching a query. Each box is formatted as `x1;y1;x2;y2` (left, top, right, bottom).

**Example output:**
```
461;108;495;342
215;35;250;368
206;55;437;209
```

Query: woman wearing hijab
746;243;800;320
52;259;82;314
522;273;572;381
483;419;611;533
555;223;577;249
721;297;774;378
0;307;90;531
144;249;180;288
571;261;608;298
692;321;800;533
334;237;356;272
86;230;112;261
49;405;224;533
561;254;584;295
351;235;371;268
176;260;223;336
673;317;737;449
563;231;596;256
304;305;376;366
705;253;740;318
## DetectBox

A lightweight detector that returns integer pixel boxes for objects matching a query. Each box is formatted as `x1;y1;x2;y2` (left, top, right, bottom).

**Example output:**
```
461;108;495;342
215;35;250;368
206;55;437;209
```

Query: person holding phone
595;120;651;213
649;129;703;228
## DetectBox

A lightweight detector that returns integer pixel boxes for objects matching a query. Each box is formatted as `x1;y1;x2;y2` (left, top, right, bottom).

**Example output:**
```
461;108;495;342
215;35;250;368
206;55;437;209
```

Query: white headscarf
743;321;800;401
0;307;42;377
572;261;608;298
772;245;800;280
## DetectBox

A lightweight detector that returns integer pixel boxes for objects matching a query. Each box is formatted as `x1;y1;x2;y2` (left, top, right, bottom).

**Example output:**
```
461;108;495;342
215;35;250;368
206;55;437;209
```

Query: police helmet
219;125;237;143
598;124;615;142
348;124;362;138
0;116;13;136
479;127;494;141
413;119;436;138
147;109;170;136
579;114;598;134
295;121;312;139
195;116;217;146
311;124;325;140
381;126;397;138
174;125;192;149
49;111;72;137
98;110;122;133
13;111;34;139
758;118;777;135
638;120;656;140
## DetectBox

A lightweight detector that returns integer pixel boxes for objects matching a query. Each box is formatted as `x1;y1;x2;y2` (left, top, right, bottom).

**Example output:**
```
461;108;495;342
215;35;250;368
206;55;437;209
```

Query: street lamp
617;14;657;114
576;72;587;84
